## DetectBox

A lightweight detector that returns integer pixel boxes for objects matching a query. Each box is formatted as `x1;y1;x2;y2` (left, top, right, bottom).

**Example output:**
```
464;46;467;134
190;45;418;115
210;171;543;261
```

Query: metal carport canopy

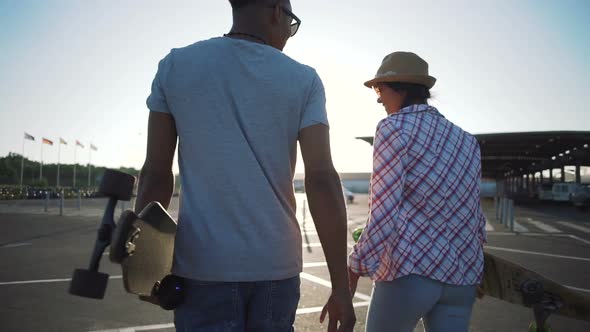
356;131;590;178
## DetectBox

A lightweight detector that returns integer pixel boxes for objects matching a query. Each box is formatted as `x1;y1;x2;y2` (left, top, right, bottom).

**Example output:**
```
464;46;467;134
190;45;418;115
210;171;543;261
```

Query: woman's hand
476;284;485;300
348;267;360;298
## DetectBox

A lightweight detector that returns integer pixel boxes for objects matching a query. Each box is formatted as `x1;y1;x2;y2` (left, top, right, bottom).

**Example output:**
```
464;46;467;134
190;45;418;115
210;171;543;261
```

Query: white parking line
485;246;590;262
512;221;529;233
0;275;122;286
565;285;590;294
526;219;562;233
568;235;590;246
306;242;359;249
558;222;590;234
300;272;371;301
90;323;174;332
0;242;32;249
296;301;371;315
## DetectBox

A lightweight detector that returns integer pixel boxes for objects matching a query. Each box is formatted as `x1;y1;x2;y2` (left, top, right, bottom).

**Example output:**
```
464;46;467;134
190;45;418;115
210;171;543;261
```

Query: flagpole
88;144;92;187
73;144;77;188
40;141;43;181
20;135;25;188
57;140;61;187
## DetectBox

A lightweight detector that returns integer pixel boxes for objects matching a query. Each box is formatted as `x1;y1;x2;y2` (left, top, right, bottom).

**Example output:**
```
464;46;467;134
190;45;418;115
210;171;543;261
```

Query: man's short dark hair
229;0;266;10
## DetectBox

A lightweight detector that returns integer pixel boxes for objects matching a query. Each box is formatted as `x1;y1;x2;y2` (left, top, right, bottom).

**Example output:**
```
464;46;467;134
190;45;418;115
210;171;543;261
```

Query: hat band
374;71;398;79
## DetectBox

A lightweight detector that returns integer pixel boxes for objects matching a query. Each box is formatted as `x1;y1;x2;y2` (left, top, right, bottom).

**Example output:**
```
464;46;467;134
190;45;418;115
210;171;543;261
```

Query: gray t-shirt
146;37;328;281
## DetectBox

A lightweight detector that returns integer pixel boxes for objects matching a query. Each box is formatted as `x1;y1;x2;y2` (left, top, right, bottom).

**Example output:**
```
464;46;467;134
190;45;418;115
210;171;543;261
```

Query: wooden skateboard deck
110;202;177;296
482;251;590;322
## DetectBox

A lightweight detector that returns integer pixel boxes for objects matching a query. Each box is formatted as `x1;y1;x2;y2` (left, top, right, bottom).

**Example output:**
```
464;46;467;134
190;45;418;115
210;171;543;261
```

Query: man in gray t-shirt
135;0;355;331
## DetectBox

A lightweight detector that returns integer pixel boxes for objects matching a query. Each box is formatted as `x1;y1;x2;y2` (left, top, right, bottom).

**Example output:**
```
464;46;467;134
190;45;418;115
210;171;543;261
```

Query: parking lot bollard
77;191;82;210
509;199;515;232
502;197;508;226
60;191;64;216
44;192;49;212
494;196;499;221
498;197;504;224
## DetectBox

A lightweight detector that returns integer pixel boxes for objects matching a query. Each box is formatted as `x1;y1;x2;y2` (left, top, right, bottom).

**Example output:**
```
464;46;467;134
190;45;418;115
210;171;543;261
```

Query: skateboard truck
521;279;561;332
69;170;136;299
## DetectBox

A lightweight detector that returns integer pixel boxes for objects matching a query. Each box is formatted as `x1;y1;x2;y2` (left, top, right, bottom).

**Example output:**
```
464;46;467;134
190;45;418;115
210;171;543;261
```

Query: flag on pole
24;133;35;141
60;138;67;145
42;138;54;146
76;140;85;148
90;144;98;151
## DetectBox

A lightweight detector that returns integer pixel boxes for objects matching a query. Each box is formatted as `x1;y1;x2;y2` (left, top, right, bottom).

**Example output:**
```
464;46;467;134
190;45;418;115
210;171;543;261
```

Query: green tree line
0;152;140;188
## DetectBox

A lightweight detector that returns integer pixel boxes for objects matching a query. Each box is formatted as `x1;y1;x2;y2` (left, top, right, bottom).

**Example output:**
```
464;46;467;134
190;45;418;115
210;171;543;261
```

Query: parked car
552;183;578;202
343;186;355;204
537;183;553;201
571;184;590;210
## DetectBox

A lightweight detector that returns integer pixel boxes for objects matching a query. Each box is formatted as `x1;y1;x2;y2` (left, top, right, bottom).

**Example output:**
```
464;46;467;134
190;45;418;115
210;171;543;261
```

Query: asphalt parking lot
1;195;589;331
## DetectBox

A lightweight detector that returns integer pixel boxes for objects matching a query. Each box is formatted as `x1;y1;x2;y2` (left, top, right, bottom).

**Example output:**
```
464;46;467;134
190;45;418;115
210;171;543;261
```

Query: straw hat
364;51;436;89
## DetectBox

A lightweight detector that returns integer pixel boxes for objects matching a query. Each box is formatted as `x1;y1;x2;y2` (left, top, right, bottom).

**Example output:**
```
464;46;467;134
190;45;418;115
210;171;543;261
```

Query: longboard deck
114;202;177;296
482;251;590;322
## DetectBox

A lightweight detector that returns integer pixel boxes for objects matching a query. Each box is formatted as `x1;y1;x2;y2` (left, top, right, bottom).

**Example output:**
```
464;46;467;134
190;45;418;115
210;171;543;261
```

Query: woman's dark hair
385;82;431;109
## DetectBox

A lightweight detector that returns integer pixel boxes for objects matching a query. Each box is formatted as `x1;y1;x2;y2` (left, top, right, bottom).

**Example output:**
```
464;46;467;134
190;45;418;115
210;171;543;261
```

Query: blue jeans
174;276;300;332
366;274;476;332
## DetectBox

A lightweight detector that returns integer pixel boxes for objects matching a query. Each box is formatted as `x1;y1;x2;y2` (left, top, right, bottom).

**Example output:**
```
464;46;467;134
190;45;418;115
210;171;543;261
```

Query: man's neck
229;18;270;42
226;29;268;45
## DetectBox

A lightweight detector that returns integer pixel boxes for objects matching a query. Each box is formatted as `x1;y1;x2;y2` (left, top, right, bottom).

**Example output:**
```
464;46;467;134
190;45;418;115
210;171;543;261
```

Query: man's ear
270;4;282;25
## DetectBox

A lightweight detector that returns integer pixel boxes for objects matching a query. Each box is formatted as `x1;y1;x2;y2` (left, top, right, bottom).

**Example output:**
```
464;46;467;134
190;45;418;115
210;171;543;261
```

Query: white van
551;183;578;202
537;183;554;201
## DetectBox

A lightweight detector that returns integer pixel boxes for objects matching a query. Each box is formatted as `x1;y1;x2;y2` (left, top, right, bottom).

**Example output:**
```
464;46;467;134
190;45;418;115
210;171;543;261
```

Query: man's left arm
134;111;178;213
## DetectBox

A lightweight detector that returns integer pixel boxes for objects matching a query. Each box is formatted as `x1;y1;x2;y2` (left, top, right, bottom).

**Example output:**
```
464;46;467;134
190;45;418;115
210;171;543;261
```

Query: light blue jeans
366;274;476;332
174;276;300;331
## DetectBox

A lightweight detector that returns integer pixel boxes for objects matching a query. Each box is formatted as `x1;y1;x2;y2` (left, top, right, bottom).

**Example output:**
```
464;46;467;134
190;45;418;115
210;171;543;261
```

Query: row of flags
21;132;99;187
24;133;97;151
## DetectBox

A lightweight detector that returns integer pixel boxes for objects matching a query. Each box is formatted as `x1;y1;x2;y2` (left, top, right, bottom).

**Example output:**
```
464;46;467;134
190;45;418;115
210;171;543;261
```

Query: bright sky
1;0;588;174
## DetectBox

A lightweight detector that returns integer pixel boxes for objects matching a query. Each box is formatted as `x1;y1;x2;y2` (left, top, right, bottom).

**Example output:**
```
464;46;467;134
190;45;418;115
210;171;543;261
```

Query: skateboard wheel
98;169;136;201
155;275;185;310
521;279;544;305
110;210;139;264
69;268;109;299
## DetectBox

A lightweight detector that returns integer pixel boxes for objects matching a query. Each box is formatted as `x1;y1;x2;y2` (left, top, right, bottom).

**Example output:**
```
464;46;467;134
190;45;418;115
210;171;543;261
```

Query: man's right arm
300;124;349;289
299;124;355;330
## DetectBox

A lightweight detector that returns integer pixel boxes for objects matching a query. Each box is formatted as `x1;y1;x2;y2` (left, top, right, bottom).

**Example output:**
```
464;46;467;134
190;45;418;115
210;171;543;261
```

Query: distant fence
0;186;101;200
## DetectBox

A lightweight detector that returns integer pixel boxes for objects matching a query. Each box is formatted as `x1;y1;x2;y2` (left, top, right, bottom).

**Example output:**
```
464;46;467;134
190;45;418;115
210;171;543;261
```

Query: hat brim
364;75;436;89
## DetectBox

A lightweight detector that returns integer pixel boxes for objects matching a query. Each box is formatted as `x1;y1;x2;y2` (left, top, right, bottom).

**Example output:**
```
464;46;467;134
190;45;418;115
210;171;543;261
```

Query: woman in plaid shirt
348;52;487;332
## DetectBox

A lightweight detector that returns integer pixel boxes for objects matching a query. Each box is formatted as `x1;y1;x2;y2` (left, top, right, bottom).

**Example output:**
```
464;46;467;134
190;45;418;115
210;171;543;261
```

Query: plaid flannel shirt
349;104;487;285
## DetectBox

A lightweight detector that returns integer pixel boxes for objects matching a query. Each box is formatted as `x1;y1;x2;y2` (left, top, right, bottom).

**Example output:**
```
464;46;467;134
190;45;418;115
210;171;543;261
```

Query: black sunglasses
268;5;301;37
281;7;301;37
